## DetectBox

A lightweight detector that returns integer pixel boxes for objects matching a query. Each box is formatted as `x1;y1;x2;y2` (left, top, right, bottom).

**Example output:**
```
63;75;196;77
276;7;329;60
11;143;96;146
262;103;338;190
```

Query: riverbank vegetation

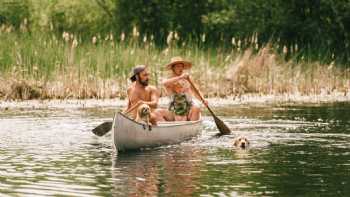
0;0;349;100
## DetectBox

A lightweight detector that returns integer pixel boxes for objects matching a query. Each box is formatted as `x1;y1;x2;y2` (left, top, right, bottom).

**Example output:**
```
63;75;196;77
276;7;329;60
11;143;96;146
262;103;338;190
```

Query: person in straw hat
161;56;208;121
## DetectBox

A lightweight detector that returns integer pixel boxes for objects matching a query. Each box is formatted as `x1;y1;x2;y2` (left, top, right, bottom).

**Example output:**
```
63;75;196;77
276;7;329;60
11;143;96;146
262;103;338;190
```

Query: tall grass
0;27;349;100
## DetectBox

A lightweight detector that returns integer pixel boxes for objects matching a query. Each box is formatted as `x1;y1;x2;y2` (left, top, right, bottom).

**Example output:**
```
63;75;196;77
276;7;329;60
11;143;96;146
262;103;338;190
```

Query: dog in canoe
135;103;152;130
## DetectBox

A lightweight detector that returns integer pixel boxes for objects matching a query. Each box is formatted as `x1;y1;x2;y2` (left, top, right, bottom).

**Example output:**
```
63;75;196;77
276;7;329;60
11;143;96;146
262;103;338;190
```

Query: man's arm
143;86;160;108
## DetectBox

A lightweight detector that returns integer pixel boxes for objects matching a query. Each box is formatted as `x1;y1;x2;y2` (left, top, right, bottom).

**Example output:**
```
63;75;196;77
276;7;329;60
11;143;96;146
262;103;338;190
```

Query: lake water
0;102;349;196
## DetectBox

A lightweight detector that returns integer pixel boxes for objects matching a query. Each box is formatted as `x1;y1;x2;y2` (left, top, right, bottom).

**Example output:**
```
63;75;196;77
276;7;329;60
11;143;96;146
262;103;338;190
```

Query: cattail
254;34;258;49
237;39;241;51
92;36;97;44
254;33;258;44
143;35;147;43
120;32;125;42
72;38;78;48
174;31;179;40
132;26;139;37
50;22;54;31
225;55;231;62
328;61;334;70
163;48;169;55
109;33;114;41
231;37;236;46
20;18;28;32
201;34;206;43
166;31;173;45
62;32;70;42
283;46;288;54
150;34;154;41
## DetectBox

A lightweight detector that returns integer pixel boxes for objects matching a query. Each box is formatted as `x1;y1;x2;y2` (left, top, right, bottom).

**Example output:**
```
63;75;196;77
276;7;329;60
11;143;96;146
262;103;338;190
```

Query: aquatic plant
0;27;349;100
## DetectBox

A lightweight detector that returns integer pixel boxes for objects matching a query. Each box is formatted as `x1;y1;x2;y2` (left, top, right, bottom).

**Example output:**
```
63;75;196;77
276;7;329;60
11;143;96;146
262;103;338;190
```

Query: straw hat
165;56;192;70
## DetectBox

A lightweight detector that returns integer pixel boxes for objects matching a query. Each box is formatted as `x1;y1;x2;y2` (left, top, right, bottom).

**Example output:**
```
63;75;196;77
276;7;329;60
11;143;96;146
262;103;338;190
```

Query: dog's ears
233;139;238;146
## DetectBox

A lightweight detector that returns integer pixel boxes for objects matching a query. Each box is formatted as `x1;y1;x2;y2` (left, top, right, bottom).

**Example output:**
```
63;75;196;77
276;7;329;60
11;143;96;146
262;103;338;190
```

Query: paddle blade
213;115;231;135
92;121;113;136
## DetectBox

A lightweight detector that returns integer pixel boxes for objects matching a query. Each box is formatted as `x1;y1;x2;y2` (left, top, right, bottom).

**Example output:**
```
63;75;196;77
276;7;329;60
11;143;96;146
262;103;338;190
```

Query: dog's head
138;104;151;117
233;136;250;149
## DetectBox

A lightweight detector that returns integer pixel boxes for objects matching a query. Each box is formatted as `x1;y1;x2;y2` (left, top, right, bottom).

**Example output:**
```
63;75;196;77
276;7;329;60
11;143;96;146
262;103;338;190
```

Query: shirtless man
124;65;162;125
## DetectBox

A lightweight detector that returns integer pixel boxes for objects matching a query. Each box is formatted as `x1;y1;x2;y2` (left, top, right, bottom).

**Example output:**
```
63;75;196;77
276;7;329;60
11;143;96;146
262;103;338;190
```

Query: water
0;103;349;196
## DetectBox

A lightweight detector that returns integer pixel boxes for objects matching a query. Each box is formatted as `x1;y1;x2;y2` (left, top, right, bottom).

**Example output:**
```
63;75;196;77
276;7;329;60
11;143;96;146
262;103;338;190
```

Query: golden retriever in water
135;104;152;129
233;136;250;149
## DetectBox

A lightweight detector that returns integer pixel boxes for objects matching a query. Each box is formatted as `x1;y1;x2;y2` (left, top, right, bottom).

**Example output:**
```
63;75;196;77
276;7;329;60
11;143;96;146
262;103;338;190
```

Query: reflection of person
162;57;208;121
123;65;160;125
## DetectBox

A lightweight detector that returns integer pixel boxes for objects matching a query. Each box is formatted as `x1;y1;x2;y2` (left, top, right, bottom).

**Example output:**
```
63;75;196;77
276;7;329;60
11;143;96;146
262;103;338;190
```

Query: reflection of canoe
112;112;202;151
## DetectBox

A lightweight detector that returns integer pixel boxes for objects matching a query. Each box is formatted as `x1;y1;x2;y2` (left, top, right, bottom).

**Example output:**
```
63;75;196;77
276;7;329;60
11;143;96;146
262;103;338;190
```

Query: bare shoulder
147;85;157;91
147;85;160;94
127;84;134;94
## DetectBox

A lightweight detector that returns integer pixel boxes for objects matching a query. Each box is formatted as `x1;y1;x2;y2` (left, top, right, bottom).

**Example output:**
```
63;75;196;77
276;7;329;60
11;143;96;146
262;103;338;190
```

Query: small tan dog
135;104;152;129
233;136;250;149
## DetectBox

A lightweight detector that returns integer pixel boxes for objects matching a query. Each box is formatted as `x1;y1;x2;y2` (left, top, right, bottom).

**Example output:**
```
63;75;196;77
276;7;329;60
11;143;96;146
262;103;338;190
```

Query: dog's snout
233;136;250;149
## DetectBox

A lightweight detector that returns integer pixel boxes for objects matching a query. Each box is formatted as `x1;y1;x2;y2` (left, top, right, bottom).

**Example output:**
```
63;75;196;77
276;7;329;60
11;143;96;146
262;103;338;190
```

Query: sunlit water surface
0;103;349;196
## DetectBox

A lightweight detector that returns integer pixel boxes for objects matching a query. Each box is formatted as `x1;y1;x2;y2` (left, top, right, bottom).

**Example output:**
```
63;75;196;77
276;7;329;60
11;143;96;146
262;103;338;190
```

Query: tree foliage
0;0;30;29
0;0;349;63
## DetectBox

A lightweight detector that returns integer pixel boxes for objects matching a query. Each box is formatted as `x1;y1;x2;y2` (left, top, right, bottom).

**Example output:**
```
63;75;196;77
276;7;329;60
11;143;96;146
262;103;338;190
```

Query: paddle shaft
187;78;212;113
187;77;231;135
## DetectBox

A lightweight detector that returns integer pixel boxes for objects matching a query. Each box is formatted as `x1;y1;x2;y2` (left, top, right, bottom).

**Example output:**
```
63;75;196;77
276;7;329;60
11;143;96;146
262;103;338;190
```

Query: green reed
0;29;349;100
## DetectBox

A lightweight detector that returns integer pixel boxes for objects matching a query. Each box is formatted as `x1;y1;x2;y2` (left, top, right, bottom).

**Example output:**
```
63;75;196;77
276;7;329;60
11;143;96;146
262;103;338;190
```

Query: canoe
112;112;202;151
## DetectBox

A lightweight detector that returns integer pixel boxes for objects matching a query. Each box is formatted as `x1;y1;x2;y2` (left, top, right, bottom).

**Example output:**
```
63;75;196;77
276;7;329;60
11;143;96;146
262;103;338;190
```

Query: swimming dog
233;136;250;149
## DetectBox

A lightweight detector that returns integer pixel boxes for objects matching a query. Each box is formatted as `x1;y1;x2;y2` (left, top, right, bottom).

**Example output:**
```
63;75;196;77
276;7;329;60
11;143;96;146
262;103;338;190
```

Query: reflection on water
0;102;349;196
111;147;205;196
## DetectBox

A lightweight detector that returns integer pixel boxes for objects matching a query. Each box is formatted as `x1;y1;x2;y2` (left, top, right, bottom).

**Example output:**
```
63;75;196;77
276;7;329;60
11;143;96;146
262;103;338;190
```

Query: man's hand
124;100;144;114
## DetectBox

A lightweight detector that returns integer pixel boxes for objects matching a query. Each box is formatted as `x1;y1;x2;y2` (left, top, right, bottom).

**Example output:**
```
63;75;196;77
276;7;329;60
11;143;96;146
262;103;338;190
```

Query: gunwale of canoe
112;112;202;151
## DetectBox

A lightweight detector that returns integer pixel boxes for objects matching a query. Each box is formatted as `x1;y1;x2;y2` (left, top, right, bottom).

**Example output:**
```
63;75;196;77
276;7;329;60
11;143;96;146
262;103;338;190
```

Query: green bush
0;0;30;29
48;0;115;37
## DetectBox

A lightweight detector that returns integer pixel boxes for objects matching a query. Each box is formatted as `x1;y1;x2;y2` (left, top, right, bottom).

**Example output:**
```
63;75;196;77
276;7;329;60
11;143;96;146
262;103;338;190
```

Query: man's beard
138;78;149;86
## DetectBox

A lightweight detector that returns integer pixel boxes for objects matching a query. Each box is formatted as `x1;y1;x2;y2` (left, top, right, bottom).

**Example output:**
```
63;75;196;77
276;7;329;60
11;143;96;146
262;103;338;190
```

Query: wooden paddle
92;102;140;137
187;78;231;135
